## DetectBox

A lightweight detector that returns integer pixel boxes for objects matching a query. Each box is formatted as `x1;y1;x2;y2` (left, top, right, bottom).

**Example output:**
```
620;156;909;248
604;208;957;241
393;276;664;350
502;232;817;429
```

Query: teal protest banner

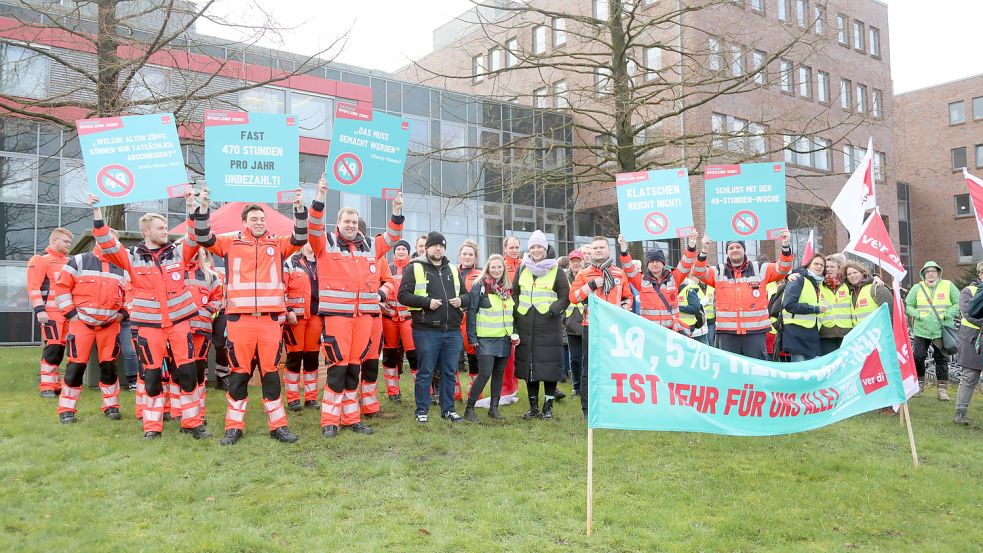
586;296;905;435
704;162;787;241
616;168;694;242
324;103;410;199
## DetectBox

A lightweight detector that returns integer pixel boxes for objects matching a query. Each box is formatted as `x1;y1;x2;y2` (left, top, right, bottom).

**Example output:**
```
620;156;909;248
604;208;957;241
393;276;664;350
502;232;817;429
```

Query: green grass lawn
1;346;982;552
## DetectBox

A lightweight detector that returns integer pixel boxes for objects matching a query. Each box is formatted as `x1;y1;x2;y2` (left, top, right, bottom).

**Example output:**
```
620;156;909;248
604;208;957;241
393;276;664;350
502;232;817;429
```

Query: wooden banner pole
901;403;919;467
587;427;594;536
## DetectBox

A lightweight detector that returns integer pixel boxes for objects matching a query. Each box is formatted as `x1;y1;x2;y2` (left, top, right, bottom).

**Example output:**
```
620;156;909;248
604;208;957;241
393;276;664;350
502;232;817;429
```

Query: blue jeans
707;321;716;348
117;319;138;381
412;327;464;416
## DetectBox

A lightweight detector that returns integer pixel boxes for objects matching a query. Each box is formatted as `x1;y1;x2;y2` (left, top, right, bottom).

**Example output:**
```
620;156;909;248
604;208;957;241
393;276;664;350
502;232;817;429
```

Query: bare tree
0;0;346;228
400;0;880;238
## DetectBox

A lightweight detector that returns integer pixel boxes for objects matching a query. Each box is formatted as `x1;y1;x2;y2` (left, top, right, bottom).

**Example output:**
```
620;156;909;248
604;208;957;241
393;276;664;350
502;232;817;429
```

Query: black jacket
512;264;570;382
397;256;470;331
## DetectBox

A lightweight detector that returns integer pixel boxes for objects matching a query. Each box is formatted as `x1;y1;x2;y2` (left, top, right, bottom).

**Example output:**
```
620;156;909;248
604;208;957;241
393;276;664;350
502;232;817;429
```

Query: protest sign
325;103;410;199
704;162;787;241
616;169;694;242
204;110;300;203
586;295;905;435
76;113;186;206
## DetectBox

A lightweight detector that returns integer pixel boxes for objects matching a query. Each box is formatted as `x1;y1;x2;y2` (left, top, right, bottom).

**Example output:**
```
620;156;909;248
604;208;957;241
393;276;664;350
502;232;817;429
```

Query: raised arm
374;193;404;259
763;230;794;285
617;234;643;289
673;230;700;287
88;193;131;272
309;177;328;254
692;232;717;287
191;186;227;256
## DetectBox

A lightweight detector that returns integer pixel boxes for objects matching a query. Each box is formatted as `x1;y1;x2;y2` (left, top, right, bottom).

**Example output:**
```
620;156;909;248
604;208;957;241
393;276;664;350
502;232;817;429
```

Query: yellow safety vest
784;278;820;329
475;290;515;337
516;266;559;315
820;283;854;330
564;302;584;317
851;284;879;324
408;261;461;311
961;284;979;330
914;279;953;321
677;283;705;327
704;285;716;319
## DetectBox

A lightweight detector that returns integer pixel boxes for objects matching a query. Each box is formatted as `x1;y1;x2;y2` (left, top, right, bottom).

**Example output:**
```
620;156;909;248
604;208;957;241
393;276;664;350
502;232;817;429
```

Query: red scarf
484;274;511;299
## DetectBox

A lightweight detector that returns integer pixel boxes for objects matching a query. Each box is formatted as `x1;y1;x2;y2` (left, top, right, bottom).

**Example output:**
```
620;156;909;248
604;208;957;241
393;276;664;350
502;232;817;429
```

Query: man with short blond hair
28;228;74;397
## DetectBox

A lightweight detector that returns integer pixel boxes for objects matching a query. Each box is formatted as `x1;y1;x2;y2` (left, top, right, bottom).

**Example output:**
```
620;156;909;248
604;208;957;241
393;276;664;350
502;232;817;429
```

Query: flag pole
587;427;594;536
901;403;919;466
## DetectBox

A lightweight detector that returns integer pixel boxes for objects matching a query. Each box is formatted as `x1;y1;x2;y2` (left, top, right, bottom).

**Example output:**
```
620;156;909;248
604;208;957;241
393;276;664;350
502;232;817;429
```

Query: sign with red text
615;168;694;242
704;162;787;241
586;296;905;435
844;207;907;283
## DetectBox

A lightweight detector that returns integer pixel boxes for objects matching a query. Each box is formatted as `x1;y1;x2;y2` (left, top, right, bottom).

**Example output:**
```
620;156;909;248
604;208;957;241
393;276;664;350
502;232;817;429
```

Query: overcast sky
198;0;982;94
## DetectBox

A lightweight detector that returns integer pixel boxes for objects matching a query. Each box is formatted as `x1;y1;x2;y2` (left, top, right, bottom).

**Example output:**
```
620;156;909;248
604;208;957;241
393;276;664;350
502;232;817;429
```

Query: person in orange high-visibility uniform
569;236;634;419
182;249;223;422
355;218;397;419
88;190;209;440
308;177;403;438
456;240;482;401
692;231;793;360
194;187;308;446
381;240;416;402
27;228;73;397
283;243;322;412
500;236;523;400
616;231;700;333
52;234;128;424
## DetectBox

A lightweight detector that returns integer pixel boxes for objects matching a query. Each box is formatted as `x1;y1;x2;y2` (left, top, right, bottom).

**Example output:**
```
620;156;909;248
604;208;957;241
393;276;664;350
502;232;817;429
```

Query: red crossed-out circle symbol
96;164;135;198
333;152;363;186
731;210;759;237
643;211;669;236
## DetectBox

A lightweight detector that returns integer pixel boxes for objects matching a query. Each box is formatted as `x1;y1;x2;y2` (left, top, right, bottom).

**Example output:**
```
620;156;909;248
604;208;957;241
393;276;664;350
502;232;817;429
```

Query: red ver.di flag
76;112;187;206
844;207;907;283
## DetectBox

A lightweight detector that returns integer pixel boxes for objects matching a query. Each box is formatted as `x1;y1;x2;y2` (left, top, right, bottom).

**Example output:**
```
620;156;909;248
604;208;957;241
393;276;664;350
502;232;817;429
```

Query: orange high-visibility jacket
53;249;128;326
284;252;318;319
692;249;793;334
381;258;412;320
620;251;691;331
93;220;200;328
569;263;633;326
184;260;223;334
194;208;307;315
457;264;482;333
27;247;68;316
505;256;522;283
378;257;396;307
308;201;402;317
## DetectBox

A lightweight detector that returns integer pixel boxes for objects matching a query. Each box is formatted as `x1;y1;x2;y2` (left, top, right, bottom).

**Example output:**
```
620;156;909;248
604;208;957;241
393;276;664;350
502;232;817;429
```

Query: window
869;27;881;57
977;144;983;167
872;89;883;118
240;87;286;113
595;67;612;94
730;46;743;77
784;135;831;171
837;14;848;45
974;97;983;120
953;147;968;171
950;101;966;125
840;79;852;110
594;0;609;19
289;92;333;140
532;26;547;55
856;84;867;113
0;154;35;202
956;194;973;216
798;65;812;98
874;151;886;181
853;20;865;51
553;18;566;46
126;67;170;113
0;44;49;99
814;4;825;34
506;38;519;67
751;50;766;84
554;80;568;108
779;59;793;93
712;113;766;155
777;0;788;22
533;87;549;109
645;47;662;79
817;71;829;103
489;48;503;72
750;0;763;13
957;241;982;264
439;122;467;154
472;54;485;83
708;38;721;71
842;144;871;173
748;123;766;155
795;0;807;27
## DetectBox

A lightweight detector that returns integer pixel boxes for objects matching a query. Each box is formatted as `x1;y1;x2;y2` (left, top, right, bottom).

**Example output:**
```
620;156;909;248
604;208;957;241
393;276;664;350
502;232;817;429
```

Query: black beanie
725;240;746;251
425;231;446;249
394;239;411;253
646;249;667;264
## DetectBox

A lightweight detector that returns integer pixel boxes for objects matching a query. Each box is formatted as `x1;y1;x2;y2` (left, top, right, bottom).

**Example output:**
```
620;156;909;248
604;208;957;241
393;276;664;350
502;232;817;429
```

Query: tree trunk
97;0;125;230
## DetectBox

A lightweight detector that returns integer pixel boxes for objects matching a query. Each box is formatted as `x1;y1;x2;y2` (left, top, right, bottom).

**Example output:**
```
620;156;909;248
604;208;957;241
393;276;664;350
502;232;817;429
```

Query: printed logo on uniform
858;298;869;307
937;292;946;300
369;264;377;273
201;295;208;305
266;246;275;256
171;272;181;281
839;290;848;297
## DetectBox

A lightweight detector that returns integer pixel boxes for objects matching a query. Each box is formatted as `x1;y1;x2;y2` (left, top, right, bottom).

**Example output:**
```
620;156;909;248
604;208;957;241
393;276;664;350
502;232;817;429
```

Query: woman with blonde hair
464;254;518;421
818;253;851;354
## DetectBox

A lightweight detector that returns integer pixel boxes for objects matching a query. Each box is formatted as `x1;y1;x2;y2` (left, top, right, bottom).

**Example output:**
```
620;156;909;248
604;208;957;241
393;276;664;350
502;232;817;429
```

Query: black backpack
767;281;788;330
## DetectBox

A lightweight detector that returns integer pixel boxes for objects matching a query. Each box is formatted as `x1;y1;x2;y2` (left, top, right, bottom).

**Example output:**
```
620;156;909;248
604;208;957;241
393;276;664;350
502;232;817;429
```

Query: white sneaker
442;411;464;423
415;413;428;423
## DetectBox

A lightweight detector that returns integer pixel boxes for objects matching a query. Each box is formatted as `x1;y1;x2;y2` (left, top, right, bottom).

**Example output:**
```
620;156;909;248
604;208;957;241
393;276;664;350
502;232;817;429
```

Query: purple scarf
522;253;557;277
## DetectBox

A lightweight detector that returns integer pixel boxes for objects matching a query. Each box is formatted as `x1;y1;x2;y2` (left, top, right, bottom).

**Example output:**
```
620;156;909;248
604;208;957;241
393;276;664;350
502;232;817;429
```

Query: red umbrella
170;202;296;236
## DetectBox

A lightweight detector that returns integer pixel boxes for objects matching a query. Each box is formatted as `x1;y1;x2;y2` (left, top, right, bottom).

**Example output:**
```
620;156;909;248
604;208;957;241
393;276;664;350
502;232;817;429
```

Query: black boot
59;412;77;424
180;425;213;439
287;400;302;412
554;389;566;401
220;428;242;445
322;425;339;438
270;426;299;443
540;398;554;420
522;396;540;420
104;407;122;421
464;401;479;423
488;396;505;420
304;400;319;409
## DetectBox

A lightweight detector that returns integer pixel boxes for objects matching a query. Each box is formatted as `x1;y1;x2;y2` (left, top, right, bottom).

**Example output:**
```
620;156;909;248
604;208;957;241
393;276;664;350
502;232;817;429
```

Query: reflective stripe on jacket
692;249;793;334
27;247;68;314
53;250;128;326
820;283;853;329
516;266;559;315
